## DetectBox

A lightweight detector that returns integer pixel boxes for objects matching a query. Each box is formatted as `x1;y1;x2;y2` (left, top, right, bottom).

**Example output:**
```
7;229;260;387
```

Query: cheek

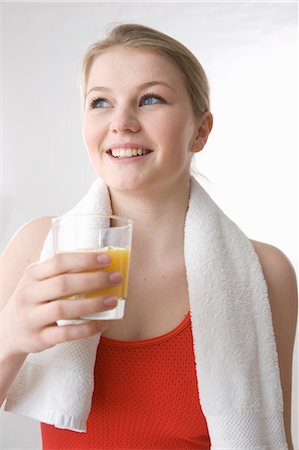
82;119;100;152
82;119;91;145
166;121;194;155
162;110;193;141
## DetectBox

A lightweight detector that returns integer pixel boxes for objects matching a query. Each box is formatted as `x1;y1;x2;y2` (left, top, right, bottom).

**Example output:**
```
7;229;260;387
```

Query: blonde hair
81;23;210;117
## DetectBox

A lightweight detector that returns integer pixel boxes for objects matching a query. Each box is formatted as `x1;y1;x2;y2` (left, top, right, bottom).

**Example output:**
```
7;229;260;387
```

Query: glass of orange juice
52;214;133;320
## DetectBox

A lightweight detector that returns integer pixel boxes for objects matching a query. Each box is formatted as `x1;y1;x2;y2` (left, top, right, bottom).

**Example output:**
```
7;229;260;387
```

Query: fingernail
109;272;122;283
96;253;111;264
103;297;118;307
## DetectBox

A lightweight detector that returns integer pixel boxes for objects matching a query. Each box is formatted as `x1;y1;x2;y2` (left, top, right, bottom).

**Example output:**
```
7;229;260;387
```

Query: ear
191;112;213;153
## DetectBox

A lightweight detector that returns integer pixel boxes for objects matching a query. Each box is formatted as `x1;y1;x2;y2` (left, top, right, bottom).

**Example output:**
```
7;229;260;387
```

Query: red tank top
41;311;211;449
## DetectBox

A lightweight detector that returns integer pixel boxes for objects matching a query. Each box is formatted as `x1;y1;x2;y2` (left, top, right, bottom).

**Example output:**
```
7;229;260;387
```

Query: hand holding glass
52;214;133;320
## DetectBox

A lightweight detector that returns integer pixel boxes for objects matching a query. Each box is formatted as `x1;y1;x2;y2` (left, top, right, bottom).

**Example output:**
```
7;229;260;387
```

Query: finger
40;320;108;347
29;270;122;303
28;251;112;281
32;295;118;326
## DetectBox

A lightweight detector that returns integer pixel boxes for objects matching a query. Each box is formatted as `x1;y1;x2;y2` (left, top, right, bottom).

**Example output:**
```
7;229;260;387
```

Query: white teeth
110;148;149;158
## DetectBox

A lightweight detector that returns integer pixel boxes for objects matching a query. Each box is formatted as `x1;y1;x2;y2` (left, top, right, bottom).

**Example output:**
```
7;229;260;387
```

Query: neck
109;177;191;255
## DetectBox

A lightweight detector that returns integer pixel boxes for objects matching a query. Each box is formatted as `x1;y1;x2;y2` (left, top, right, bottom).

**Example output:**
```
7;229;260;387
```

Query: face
82;46;202;194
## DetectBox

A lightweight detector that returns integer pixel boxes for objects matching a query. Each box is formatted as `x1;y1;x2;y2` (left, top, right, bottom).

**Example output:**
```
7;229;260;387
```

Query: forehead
87;46;186;91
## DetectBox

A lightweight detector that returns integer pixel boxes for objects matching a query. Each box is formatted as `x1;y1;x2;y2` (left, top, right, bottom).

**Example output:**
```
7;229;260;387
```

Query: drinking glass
52;214;133;320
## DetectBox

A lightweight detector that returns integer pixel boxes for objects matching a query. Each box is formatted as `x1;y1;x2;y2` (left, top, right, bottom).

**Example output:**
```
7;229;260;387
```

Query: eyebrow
86;81;176;96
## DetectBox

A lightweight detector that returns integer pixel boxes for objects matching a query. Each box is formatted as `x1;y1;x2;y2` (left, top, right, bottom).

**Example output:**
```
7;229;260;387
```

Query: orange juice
80;247;130;320
90;246;131;298
53;213;133;320
61;247;130;299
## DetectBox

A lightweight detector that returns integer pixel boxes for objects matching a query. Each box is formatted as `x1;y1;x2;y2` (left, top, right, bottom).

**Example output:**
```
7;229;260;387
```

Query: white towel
5;177;287;449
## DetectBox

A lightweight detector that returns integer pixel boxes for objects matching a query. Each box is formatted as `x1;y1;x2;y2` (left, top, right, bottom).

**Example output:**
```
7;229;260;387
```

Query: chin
103;173;147;192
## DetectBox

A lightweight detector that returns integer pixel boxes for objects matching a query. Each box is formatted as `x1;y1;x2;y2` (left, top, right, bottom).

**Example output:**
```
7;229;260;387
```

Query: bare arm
0;217;53;404
0;216;121;405
250;240;298;450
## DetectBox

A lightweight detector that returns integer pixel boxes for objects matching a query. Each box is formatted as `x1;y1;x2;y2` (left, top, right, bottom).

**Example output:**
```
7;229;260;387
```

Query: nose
109;107;141;134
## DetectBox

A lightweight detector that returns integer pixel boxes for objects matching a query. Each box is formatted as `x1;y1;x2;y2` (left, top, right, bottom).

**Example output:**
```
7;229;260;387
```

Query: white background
1;1;298;449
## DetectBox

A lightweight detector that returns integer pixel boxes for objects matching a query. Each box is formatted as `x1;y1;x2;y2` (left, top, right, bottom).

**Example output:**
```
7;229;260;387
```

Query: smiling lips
108;148;152;158
106;143;153;159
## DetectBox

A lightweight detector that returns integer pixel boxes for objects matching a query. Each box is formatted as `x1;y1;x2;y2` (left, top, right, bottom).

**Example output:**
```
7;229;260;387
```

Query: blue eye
89;97;109;109
140;93;164;106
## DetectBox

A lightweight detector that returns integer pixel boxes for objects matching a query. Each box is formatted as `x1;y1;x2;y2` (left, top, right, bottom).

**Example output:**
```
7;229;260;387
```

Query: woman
1;24;297;449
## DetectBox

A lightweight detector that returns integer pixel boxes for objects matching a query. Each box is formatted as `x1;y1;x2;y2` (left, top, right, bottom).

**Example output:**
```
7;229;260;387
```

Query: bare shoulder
2;216;53;263
250;239;298;448
249;238;297;339
250;239;297;306
1;216;53;308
